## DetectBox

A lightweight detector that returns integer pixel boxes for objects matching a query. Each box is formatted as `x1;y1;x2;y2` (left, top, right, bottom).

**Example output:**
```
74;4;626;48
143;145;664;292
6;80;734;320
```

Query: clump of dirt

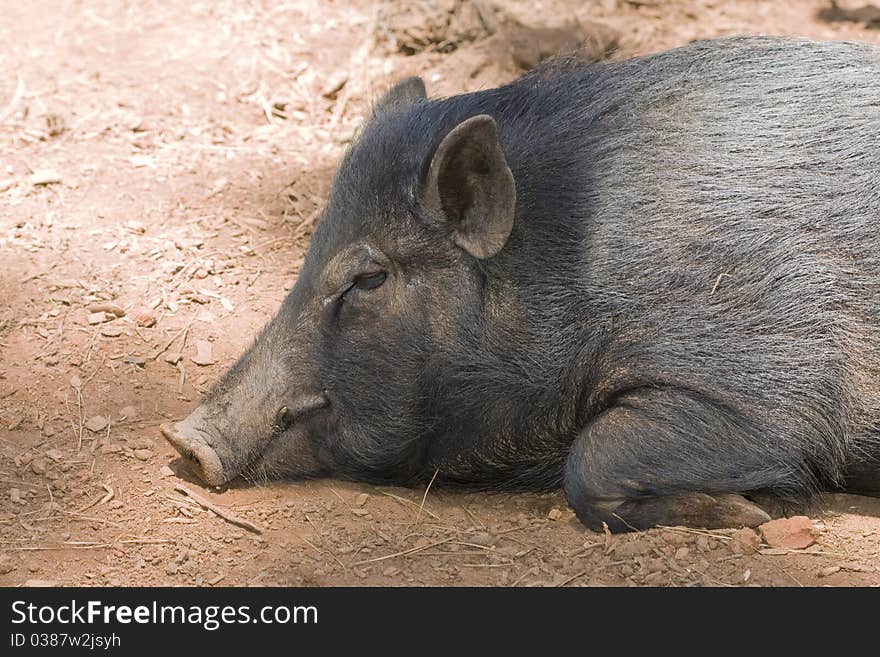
375;0;497;55
818;1;880;27
375;1;620;90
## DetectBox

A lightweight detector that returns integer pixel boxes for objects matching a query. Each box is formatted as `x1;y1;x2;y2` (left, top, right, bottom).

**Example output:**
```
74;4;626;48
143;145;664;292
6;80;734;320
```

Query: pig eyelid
354;270;387;290
341;270;387;299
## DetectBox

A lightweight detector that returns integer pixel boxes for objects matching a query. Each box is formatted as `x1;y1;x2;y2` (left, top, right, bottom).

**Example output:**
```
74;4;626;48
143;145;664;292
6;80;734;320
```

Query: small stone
382;566;400;577
100;443;122;455
133;308;157;327
30;169;62;186
165;563;178;576
354;493;369;507
759;516;819;550
816;565;841;578
85;415;109;432
351;508;370;517
673;547;690;561
10;488;23;505
30;459;47;475
547;508;563;521
45;448;63;462
159;465;174;478
87;311;110;325
730;527;762;555
108;500;124;510
191;340;215;366
208;573;225;586
87;303;126;317
122;355;146;367
23;579;61;587
175;549;194;565
100;324;123;337
119;405;137;420
0;554;15;574
616;540;651;558
470;531;494;547
134;449;153;461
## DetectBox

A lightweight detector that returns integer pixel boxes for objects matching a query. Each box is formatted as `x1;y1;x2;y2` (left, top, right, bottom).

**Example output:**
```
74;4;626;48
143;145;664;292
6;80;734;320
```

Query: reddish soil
2;0;879;587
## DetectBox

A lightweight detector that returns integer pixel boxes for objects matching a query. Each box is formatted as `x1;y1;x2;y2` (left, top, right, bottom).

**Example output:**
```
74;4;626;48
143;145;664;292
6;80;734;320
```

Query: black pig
163;36;880;531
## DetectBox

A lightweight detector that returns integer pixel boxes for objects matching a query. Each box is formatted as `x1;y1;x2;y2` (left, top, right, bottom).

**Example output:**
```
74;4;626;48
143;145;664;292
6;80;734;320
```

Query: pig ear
423;114;516;259
372;77;427;116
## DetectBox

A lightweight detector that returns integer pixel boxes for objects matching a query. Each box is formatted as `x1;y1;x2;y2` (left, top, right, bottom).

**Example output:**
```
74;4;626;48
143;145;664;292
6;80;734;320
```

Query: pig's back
503;36;880;463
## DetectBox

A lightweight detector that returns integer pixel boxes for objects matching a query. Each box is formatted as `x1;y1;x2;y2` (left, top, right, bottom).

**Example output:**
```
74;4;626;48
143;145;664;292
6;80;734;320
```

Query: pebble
351;508;370;517
191;340;215;366
119;405;137;419
45;448;63;462
30;459;48;475
673;547;690;561
0;555;15;574
100;325;123;337
816;565;841;578
87;303;125;317
9;488;23;505
132;308;157;328
23;579;61;587
100;443;122;454
85;415;109;432
159;465;175;478
729;527;762;555
354;493;369;507
134;449;153;461
30;169;62;186
175;549;195;565
758;516;819;550
547;508;563;521
616;540;651;558
382;566;400;577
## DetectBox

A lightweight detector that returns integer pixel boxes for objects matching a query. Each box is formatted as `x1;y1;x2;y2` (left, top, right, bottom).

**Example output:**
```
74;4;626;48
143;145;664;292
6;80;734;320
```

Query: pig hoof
708;493;772;528
568;491;771;532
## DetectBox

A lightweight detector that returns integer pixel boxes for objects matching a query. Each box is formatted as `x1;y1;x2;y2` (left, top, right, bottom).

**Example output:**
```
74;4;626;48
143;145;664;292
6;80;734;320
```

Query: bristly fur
185;36;880;529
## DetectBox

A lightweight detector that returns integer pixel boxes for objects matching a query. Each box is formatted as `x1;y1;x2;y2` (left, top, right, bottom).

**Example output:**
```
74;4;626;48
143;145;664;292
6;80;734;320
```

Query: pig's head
162;77;519;487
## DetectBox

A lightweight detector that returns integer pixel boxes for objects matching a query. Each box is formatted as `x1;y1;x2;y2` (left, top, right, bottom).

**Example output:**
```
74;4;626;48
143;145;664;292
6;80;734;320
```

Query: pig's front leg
564;387;776;532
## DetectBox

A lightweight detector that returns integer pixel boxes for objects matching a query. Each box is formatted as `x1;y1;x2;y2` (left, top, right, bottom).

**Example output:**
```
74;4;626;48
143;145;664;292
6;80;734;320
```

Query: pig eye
354;271;386;291
337;270;387;306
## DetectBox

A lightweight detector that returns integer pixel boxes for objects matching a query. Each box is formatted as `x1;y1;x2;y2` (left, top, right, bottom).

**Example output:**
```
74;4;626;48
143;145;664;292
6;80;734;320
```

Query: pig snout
161;421;226;486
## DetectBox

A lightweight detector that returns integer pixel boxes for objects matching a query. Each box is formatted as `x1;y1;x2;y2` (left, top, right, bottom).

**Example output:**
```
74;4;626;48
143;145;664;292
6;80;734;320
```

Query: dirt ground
2;0;880;588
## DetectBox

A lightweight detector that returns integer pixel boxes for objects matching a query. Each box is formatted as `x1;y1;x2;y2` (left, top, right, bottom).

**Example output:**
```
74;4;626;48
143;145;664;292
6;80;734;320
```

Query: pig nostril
188;452;203;470
179;446;203;471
